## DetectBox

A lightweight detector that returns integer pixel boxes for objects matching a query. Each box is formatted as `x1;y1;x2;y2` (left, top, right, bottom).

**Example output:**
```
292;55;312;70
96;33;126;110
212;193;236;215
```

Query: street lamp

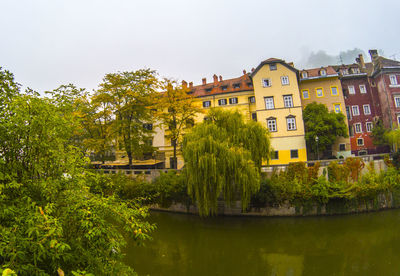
315;136;319;160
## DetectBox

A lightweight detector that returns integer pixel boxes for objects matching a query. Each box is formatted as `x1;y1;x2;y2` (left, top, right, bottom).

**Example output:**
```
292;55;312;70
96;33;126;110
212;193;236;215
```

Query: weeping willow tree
182;109;271;216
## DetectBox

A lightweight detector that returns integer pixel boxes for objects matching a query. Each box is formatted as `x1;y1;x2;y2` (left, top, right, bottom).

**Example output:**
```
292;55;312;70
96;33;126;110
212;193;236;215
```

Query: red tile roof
190;74;253;97
301;66;338;78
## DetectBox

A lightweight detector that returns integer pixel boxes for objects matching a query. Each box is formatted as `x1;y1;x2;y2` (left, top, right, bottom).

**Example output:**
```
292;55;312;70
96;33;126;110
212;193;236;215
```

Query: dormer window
302;71;308;79
342;69;349;75
352;68;360;74
233;83;241;89
320;69;326;76
205;88;212;93
221;85;228;91
269;63;277;71
247;82;253;88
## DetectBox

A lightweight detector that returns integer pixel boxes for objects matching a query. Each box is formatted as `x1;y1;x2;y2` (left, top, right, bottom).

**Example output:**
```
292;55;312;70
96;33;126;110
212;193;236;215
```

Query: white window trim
262;78;271;88
394;96;400;108
283;95;293;108
366;122;373;132
348;85;355;94
218;99;227;106
281;76;290;86
363;104;371;115
203;101;211;108
267;118;277;132
264;97;275;110
359;84;367;94
390;75;398;85
355;123;362;133
352;105;360;116
397;115;400;126
357;138;364;146
302;89;309;99
286;117;297;131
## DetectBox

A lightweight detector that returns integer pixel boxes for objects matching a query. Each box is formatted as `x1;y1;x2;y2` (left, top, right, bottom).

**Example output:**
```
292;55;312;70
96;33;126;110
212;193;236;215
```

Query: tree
303;102;348;157
371;119;390;146
182;109;271;216
0;76;154;275
0;67;20;111
155;79;202;169
97;69;159;165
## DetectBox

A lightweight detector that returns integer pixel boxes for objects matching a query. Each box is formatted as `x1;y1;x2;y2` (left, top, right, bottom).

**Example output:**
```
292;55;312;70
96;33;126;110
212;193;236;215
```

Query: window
143;123;153;130
251;113;257;121
203;101;211;108
218;99;227;106
333;103;341;113
302;89;309;99
390;75;398;85
366;122;373;132
267;118;277;132
290;149;299;159
355;123;362;133
363;104;371;115
233;83;241;89
331;86;338;96
394;96;400;108
221;85;228;91
320;69;326;76
352;67;360;74
316;88;324;97
262;78;271;87
342;68;349;75
339;144;346;151
269;63;277;70
205;88;212;93
264;97;275;109
352;105;360;116
302;71;308;78
357;138;364;146
272;151;279;160
359;85;367;94
229;97;238;104
348;85;355;94
247;82;253;88
286;116;296;131
397;115;400;126
283;95;293;108
281;76;289;85
346;106;352;120
248;96;255;103
349;125;354;137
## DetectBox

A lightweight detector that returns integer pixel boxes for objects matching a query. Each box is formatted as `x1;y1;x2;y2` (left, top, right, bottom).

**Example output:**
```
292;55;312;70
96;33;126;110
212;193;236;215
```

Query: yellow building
250;58;307;165
299;66;352;158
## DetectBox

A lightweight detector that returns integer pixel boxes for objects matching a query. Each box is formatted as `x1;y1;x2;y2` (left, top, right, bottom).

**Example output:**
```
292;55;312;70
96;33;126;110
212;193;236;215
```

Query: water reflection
124;210;400;275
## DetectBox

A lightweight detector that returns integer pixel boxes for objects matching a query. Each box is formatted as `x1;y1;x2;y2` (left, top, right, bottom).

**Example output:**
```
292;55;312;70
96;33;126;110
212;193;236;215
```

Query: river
124;209;400;275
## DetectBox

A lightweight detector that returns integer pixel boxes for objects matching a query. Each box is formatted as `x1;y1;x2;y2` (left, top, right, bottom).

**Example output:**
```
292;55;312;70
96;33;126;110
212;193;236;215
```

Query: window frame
354;123;362;133
348;85;355;95
281;76;290;86
390;74;398;85
264;97;275;110
218;99;227;106
267;117;277;132
286;116;297;131
330;86;339;96
366;122;373;132
339;143;346;151
262;78;271;87
202;101;211;108
316;87;324;98
283;95;293;108
363;104;371;115
352;105;360;116
302;71;308;79
359;84;367;94
269;63;277;71
271;150;279;160
333;103;341;113
248;96;256;103
320;69;327;76
357;138;364;146
394;96;400;108
290;149;299;159
302;89;309;99
251;112;257;121
229;97;238;105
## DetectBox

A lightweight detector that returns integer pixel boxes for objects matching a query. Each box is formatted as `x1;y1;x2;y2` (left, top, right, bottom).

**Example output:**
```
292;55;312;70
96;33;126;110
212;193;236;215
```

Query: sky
1;0;400;93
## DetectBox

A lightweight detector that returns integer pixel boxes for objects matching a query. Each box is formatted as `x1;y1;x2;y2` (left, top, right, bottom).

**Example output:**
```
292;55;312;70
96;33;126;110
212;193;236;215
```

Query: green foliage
0;78;154;275
182;109;271;216
303;102;348;156
392;151;400;170
371;119;389;146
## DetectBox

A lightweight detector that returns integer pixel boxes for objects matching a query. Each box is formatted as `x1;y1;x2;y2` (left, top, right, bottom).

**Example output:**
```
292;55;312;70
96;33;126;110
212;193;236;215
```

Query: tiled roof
250;58;297;77
301;66;338;79
190;74;253;97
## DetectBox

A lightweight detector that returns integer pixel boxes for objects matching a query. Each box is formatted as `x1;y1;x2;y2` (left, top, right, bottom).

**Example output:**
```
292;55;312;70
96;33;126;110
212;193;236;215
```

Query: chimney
243;69;247;75
189;82;193;89
357;54;366;68
251;68;255;72
369;49;378;61
202;78;207;85
287;62;294;67
182;80;187;89
213;74;218;84
219;75;222;82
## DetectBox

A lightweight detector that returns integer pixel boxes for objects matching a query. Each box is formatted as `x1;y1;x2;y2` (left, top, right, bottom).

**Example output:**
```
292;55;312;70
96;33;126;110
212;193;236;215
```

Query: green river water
124;209;400;276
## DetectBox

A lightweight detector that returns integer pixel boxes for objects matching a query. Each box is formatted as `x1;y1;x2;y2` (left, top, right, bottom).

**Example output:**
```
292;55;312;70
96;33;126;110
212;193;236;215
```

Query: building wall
252;62;307;164
299;76;351;157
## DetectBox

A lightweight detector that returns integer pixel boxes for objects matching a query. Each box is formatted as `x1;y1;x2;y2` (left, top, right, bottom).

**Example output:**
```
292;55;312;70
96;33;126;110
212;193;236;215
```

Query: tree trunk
128;151;133;166
172;139;177;169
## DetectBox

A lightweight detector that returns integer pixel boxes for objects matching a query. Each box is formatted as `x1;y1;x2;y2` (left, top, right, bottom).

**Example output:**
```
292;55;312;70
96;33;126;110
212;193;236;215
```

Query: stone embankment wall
151;191;400;217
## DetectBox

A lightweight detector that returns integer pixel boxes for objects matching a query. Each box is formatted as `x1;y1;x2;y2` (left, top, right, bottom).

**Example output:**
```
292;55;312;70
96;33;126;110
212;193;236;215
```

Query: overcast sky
1;0;399;93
